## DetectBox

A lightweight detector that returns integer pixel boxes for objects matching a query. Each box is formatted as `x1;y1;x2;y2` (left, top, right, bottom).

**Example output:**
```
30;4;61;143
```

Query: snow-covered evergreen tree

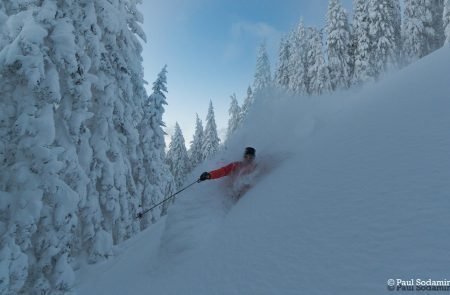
189;114;204;169
445;0;450;43
86;0;150;253
431;0;446;50
308;28;332;95
392;0;403;56
289;21;309;94
202;101;220;160
352;0;373;84
402;0;429;63
226;94;242;141
0;1;171;293
0;2;79;293
241;86;253;120
253;42;272;94
402;0;439;64
368;0;402;78
0;7;7;48
52;1;97;266
65;0;111;268
166;123;190;190
326;0;352;90
138;65;175;226
276;36;291;89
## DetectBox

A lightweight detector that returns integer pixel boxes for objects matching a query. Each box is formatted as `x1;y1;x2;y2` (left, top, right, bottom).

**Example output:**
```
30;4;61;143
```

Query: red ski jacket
209;161;255;179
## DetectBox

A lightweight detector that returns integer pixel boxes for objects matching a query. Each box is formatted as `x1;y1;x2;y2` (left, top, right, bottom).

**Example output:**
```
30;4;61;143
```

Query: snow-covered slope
76;46;450;295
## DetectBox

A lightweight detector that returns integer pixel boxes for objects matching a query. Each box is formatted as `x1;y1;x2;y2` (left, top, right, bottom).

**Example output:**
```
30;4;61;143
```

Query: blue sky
140;0;352;145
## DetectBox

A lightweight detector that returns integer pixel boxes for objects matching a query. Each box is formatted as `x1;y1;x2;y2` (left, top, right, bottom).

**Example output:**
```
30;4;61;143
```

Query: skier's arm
209;162;240;179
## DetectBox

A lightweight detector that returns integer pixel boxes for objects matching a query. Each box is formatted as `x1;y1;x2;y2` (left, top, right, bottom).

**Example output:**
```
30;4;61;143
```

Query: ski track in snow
77;46;450;295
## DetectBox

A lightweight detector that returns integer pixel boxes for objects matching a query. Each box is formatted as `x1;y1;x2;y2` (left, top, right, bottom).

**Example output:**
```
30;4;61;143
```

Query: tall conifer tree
202;101;220;160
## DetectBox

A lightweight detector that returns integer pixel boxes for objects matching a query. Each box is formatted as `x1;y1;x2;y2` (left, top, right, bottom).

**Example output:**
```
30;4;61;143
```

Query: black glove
199;172;211;181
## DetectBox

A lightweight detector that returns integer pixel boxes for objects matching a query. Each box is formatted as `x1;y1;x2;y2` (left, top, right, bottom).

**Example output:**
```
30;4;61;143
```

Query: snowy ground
76;46;450;294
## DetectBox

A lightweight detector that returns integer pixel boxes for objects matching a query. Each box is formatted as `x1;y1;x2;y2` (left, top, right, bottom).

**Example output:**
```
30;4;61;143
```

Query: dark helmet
244;147;256;158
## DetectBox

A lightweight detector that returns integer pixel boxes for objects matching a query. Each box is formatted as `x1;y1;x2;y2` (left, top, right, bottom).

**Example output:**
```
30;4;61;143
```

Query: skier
199;147;257;198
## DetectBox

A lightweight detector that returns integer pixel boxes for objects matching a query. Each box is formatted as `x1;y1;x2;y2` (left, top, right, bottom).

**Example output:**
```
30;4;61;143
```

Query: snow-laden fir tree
120;0;149;228
66;0;113;268
0;1;170;293
391;0;403;56
0;7;6;48
431;0;446;49
402;0;439;64
275;36;291;89
0;2;79;293
166;123;191;190
368;0;402;78
253;42;272;94
226;94;242;141
52;1;99;267
86;0;150;253
138;65;175;226
326;0;352;90
288;21;309;94
240;86;253;121
445;0;450;43
308;28;332;95
189;114;204;169
352;0;373;84
402;0;428;63
202;100;221;160
50;0;148;284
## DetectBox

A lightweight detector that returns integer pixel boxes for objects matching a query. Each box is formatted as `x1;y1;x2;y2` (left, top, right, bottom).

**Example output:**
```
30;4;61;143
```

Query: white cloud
231;21;280;40
224;20;282;61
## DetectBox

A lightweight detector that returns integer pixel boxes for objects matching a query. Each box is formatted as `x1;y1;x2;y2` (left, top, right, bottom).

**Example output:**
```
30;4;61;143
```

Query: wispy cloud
231;21;280;39
224;20;282;60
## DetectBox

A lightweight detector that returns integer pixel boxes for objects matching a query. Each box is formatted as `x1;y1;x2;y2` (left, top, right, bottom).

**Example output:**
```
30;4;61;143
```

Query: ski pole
136;179;200;219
